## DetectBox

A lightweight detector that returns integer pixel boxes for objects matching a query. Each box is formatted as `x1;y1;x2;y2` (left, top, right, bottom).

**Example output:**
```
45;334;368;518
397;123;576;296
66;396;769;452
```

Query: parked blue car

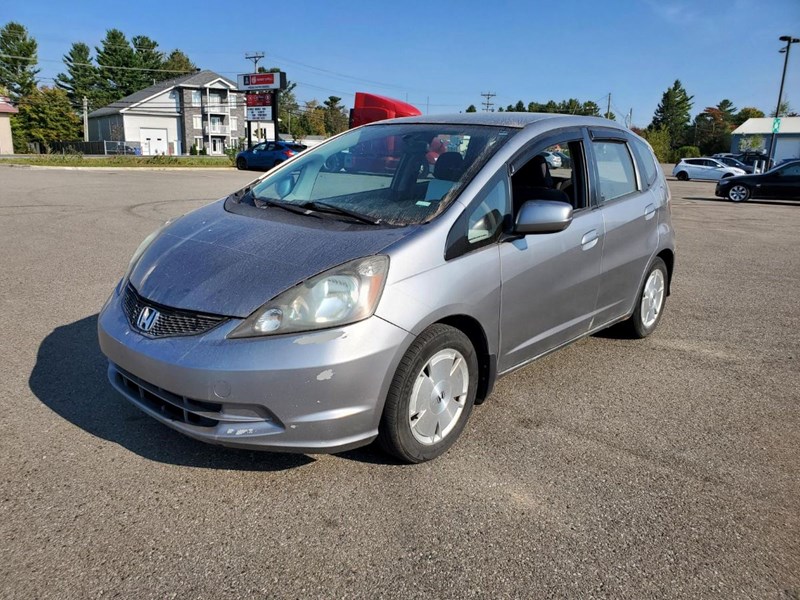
235;141;307;171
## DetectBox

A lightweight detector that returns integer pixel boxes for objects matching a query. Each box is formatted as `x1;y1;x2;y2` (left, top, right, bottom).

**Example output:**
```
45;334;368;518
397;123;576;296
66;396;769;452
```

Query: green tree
161;49;196;77
734;106;765;126
0;22;39;102
465;104;477;112
650;80;694;150
11;87;81;152
514;100;526;112
322;95;348;136
95;29;138;105
56;42;99;111
131;35;164;88
770;99;796;118
641;127;671;163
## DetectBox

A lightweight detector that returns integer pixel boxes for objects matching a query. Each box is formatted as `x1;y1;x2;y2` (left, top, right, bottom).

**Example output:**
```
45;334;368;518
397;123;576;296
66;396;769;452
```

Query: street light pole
768;35;799;166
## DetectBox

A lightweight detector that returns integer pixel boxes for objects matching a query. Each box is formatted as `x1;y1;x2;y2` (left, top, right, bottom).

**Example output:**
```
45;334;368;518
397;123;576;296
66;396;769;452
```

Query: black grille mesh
122;285;226;338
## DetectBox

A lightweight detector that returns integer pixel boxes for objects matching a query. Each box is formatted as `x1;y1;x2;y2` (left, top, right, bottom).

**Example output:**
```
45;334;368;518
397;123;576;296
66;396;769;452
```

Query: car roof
386;112;622;130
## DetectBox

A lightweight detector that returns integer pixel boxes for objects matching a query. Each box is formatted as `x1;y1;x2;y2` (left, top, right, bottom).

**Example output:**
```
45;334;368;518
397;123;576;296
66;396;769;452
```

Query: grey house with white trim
88;70;245;155
731;117;800;163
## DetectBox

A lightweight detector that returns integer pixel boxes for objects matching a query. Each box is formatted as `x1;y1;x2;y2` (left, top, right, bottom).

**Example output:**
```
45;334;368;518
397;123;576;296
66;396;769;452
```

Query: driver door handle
581;230;599;251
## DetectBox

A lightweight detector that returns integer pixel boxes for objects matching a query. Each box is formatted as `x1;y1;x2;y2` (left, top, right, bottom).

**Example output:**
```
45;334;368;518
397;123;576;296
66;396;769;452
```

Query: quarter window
592;140;637;202
631;138;658;188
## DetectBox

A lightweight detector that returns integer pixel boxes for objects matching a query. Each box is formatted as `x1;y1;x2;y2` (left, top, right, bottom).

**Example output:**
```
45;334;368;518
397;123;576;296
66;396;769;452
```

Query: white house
87;70;246;155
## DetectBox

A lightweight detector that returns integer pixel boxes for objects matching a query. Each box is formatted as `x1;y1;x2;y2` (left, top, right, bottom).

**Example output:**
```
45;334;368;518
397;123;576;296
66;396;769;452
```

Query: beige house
0;96;18;154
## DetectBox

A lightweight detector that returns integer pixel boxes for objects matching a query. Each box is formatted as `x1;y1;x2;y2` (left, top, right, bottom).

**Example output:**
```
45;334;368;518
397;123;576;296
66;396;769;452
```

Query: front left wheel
378;324;478;463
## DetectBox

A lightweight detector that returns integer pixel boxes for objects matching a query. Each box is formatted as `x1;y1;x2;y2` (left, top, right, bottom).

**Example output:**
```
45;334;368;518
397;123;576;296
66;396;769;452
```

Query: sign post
237;71;287;145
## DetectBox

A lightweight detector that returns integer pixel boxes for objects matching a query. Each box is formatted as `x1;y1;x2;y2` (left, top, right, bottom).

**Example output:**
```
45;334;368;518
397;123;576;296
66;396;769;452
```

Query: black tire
727;183;751;202
236;157;247;170
676;171;689;181
378;324;478;463
621;257;668;339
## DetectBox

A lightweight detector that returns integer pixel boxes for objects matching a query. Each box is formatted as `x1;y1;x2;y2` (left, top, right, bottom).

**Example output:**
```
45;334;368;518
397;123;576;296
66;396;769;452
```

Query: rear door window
591;140;637;202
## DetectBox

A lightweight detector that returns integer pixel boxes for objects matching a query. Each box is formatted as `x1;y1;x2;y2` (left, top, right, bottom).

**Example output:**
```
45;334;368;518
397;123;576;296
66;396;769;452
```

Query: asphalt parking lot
1;165;798;599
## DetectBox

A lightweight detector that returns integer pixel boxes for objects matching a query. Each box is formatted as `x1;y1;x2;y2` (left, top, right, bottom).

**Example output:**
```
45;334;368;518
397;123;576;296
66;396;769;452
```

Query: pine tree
95;29;138;105
131;35;164;89
465;104;477;113
161;50;196;80
322;96;348;136
650;80;694;150
0;22;39;102
55;42;98;111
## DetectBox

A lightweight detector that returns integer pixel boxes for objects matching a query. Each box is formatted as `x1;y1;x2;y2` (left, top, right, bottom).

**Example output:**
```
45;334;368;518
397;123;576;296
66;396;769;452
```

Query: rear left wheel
622;257;668;339
378;324;478;463
676;171;689;181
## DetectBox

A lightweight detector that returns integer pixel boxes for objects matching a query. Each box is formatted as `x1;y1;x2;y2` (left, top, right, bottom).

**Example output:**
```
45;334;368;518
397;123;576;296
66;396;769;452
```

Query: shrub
676;145;701;160
199;147;207;156
189;144;198;155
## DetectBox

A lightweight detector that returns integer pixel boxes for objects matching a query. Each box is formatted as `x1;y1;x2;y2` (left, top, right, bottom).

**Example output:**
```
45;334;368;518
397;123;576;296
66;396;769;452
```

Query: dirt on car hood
128;200;416;318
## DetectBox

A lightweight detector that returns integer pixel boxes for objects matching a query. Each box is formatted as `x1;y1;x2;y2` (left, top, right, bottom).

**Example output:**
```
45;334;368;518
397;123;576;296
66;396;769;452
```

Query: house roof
89;69;237;118
732;117;800;135
0;97;18;114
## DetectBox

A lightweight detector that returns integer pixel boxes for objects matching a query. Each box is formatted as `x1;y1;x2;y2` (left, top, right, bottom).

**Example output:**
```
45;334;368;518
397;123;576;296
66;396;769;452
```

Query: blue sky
4;0;799;126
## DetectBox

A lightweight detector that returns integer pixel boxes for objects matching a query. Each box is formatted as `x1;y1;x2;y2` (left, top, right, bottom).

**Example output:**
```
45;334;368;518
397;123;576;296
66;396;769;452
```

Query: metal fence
27;140;143;155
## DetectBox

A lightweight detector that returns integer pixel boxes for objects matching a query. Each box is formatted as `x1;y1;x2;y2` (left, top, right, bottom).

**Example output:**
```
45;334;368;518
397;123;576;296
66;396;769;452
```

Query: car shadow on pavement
684;196;797;206
29;314;316;472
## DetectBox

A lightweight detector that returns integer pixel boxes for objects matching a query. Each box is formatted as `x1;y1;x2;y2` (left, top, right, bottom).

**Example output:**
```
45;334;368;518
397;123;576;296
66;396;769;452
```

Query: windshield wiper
300;201;382;225
254;197;320;217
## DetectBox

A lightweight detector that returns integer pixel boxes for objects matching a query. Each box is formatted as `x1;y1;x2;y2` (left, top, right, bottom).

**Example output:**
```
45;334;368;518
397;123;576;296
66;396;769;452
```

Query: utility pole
606;93;612;120
245;52;265;71
426;96;430;115
82;96;89;142
767;35;799;167
480;91;496;112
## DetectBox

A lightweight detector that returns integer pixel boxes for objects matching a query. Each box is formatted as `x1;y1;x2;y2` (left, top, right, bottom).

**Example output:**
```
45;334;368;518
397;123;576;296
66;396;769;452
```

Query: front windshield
231;123;515;226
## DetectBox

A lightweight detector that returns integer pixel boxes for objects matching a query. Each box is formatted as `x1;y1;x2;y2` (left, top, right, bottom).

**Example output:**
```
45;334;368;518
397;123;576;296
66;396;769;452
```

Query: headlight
122;216;181;284
229;255;389;338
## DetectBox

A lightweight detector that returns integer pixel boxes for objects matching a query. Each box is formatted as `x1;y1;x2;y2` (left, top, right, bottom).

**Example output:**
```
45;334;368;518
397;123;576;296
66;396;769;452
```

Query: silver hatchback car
98;113;675;463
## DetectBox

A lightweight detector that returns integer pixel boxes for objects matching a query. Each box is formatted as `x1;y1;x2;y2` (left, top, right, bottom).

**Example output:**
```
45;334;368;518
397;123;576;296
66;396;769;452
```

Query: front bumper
98;288;413;453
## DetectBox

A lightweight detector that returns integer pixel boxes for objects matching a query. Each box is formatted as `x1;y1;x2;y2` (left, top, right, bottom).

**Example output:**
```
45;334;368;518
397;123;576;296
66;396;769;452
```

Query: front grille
115;367;222;428
122;284;227;338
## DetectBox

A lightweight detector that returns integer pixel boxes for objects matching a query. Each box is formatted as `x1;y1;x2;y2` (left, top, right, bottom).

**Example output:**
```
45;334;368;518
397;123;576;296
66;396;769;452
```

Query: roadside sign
237;72;286;91
245;92;273;121
773;118;781;134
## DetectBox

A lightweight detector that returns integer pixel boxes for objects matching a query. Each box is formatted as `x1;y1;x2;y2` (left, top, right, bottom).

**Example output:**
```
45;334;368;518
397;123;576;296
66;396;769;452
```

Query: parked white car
540;151;562;169
672;158;746;181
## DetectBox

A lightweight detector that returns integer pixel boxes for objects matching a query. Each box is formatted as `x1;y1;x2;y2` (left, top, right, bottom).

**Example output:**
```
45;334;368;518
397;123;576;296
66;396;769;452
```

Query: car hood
129;200;416;318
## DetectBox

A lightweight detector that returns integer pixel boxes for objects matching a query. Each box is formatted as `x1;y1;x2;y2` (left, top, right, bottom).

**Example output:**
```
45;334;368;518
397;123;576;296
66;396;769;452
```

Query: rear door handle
581;229;599;251
644;203;656;220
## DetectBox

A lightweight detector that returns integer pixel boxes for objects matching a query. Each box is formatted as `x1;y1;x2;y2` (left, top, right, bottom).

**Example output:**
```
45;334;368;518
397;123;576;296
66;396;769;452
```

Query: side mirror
514;200;573;235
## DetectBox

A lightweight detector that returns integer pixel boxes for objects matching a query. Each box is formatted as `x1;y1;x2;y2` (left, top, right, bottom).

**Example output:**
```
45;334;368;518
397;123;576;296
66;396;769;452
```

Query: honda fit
98;113;675;462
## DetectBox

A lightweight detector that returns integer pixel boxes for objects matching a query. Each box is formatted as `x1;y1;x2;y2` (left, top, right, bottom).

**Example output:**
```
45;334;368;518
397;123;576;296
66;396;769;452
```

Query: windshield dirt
227;124;515;226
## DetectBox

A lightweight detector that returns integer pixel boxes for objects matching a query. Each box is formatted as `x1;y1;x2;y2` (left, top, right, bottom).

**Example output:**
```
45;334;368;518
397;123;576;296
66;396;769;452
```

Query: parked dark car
715;160;800;202
716;156;754;173
236;141;307;171
733;151;771;169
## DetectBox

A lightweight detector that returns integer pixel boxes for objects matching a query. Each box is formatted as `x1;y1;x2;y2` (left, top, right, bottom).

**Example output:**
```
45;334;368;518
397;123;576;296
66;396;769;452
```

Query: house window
230;117;238;131
191;90;201;106
193;136;203;152
192;115;202;130
229;94;237;109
